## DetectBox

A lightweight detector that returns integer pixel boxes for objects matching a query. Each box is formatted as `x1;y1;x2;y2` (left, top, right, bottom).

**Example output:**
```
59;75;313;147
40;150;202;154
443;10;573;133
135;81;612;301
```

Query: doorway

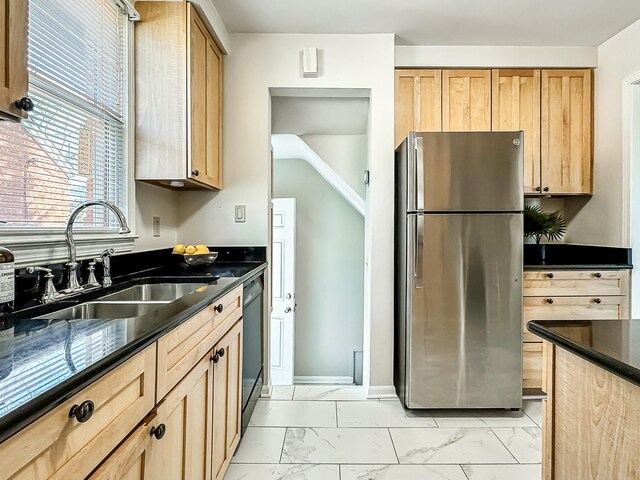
269;89;368;386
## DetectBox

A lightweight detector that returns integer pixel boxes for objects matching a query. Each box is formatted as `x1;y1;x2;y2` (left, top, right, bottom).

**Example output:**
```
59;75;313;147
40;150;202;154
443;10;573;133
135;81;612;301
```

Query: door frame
622;71;640;316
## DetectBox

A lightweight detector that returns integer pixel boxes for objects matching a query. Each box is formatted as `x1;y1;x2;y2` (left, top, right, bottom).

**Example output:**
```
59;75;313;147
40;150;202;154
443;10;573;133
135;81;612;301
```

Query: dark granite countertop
0;253;266;444
527;319;640;387
523;243;632;270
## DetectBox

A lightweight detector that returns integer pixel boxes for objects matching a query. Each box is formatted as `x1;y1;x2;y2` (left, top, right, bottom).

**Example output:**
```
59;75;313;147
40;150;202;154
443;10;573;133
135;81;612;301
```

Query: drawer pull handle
546;273;554;279
546;298;554;304
214;303;224;313
150;423;166;440
594;298;602;304
69;400;95;423
594;272;602;278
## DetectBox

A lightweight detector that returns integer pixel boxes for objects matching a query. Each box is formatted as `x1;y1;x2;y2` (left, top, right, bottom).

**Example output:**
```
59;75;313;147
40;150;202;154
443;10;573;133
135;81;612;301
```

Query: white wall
133;182;179;252
395;45;598;68
273;155;364;378
178;33;396;392
564;19;640;246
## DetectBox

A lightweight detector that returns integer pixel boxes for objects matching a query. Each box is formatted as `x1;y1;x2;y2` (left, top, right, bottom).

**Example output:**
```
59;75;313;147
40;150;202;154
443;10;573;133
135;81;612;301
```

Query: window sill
1;233;139;268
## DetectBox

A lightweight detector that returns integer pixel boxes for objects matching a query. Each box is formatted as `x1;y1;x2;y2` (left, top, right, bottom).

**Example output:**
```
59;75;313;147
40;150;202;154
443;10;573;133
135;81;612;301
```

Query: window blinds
0;0;129;231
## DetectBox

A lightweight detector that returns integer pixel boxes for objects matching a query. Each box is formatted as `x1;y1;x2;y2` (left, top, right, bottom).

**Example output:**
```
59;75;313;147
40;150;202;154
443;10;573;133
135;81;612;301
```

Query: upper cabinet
0;0;30;121
135;2;223;190
492;69;541;194
395;67;594;195
394;69;442;147
541;69;593;195
442;70;491;132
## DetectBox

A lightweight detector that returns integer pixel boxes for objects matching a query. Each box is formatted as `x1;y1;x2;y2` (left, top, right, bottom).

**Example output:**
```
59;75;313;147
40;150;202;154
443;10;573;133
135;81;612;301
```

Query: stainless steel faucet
65;200;130;292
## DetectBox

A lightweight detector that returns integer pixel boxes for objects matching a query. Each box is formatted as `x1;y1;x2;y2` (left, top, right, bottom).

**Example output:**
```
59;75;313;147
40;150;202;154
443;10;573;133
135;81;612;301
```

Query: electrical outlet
153;216;160;237
235;205;246;223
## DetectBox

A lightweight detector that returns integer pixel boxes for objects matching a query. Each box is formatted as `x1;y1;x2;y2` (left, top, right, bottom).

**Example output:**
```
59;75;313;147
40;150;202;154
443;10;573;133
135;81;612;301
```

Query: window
0;0;131;231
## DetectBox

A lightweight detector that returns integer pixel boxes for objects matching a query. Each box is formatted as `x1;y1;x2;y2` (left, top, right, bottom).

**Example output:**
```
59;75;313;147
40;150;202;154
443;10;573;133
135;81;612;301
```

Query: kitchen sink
98;283;207;302
39;301;170;320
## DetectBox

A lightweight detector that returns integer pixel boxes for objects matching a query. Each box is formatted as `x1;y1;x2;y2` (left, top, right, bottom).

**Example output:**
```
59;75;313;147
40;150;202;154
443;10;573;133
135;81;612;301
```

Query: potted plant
524;205;567;263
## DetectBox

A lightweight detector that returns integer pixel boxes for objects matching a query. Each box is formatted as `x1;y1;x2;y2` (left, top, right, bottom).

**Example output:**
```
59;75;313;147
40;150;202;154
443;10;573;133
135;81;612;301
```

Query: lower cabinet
89;318;243;480
212;319;243;480
522;269;629;392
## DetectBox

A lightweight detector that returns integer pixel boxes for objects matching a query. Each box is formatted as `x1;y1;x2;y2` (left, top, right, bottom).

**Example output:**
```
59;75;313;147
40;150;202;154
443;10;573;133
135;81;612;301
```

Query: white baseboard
365;385;398;399
260;384;273;398
294;375;354;385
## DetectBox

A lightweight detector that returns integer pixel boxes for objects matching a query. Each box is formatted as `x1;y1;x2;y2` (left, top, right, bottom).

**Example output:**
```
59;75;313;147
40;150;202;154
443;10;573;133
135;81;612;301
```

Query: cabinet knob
535;186;541;192
212;353;220;363
69;400;95;423
543;187;550;192
594;272;602;278
150;423;166;440
15;96;34;112
192;169;199;177
546;298;554;304
594;298;602;304
546;273;554;279
214;303;224;313
284;307;292;313
217;348;225;358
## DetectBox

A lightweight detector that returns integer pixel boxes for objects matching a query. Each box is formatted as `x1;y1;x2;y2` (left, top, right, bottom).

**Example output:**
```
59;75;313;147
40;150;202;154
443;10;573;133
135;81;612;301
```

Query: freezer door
413;131;524;212
406;213;523;409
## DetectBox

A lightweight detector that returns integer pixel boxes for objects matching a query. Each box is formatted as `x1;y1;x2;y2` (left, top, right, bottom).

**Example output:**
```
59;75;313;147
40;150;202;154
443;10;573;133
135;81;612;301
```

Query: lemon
195;244;209;254
173;243;186;255
185;245;197;255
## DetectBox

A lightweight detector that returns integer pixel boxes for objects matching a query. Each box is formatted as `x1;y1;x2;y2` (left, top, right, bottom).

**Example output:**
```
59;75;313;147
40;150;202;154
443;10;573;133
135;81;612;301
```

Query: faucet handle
27;266;54;277
86;261;100;287
26;266;60;304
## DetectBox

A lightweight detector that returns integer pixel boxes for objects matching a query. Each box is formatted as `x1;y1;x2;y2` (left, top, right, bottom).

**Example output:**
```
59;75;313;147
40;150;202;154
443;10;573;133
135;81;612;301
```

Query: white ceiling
212;0;640;46
271;97;370;135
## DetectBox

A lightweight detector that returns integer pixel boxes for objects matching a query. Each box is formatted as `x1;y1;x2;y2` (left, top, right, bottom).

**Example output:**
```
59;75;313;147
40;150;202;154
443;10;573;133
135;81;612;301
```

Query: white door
270;198;296;385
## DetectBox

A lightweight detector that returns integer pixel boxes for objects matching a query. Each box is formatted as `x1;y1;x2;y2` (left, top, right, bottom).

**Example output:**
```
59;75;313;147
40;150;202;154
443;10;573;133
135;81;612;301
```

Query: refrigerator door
406;213;523;409
410;131;524;212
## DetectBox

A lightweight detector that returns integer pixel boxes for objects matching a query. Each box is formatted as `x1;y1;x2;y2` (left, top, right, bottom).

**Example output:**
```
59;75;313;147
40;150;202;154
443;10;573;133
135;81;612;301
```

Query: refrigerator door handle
414;215;424;289
414;136;424;211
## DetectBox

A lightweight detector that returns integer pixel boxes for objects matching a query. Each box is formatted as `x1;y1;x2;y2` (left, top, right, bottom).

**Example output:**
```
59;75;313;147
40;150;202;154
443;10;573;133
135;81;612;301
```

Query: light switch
235;205;246;223
152;216;160;237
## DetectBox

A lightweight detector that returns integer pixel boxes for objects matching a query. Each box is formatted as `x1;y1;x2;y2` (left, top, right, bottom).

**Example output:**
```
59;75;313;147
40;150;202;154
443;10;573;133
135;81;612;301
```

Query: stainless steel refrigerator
394;131;524;410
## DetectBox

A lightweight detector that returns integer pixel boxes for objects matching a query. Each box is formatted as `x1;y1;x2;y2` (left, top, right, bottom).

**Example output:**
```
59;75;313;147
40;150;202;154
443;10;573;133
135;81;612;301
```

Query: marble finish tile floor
224;385;542;480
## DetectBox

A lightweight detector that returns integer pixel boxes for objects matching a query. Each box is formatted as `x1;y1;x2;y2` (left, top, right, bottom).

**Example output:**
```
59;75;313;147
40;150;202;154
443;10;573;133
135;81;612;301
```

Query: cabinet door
541;69;593;194
442;70;491;131
492;69;541;193
0;0;28;120
189;6;222;189
147;353;213;480
523;343;543;389
211;319;243;480
394;69;442;147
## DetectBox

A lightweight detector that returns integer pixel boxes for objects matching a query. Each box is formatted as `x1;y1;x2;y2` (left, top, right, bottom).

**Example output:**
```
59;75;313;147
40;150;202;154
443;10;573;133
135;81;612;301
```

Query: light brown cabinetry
135;2;223;190
544;347;640;479
394;70;442;147
90;352;214;480
0;345;156;480
442;70;491;132
0;0;29;121
522;269;629;391
541;69;592;195
212;320;243;480
492;69;541;193
394;67;593;195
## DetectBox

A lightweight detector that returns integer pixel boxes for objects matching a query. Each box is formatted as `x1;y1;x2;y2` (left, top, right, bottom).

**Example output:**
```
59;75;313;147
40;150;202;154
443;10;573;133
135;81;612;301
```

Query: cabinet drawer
523;343;543;390
0;345;156;480
523;270;627;297
523;295;625;342
157;285;243;399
